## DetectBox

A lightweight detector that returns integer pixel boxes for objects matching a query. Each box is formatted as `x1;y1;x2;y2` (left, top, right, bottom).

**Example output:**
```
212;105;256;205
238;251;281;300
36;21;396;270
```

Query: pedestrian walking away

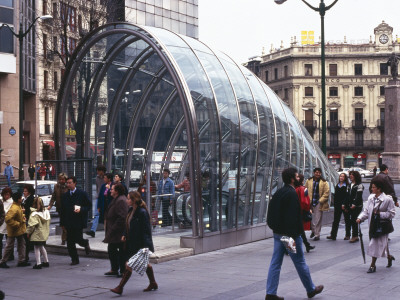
26;197;50;269
295;174;315;253
103;183;128;277
157;169;175;227
357;178;396;273
28;164;35;180
305;168;330;241
345;171;364;243
22;184;35;263
48;173;68;245
111;191;157;295
327;172;349;241
266;168;323;300
60;176;91;265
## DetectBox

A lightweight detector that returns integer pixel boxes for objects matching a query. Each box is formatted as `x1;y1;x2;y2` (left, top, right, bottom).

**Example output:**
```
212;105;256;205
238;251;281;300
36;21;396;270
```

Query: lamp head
274;0;288;4
40;15;53;20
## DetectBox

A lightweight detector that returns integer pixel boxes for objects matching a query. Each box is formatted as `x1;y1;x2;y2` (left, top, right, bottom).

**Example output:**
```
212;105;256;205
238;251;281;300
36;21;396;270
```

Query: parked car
348;167;373;178
4;180;58;214
337;168;350;177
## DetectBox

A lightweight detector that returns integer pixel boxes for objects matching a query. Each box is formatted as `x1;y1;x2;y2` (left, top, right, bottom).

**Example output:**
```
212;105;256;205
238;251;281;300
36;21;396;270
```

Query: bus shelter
55;23;337;253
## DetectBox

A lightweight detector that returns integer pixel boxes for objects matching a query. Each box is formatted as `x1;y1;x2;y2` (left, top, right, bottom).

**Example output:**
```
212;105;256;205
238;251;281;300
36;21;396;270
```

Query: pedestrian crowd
265;163;397;300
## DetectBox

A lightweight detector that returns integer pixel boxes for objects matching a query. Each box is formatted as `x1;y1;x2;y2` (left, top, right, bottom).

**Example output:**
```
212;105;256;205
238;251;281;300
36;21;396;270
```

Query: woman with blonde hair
26;197;51;269
111;191;157;295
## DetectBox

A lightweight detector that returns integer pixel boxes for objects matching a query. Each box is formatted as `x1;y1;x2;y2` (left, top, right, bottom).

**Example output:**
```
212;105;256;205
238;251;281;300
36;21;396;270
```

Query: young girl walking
26;197;51;269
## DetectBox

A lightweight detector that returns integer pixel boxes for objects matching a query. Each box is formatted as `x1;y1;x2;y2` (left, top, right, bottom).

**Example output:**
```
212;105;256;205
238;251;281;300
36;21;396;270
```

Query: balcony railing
327;120;342;130
326;139;384;151
377;119;385;130
302;120;317;133
352;119;367;130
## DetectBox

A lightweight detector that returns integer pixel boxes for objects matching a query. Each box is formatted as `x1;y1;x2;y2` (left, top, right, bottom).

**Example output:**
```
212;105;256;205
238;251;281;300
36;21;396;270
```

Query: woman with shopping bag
111;191;157;295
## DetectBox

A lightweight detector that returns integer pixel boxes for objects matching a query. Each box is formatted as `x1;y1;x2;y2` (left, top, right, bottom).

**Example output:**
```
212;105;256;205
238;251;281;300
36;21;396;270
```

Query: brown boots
143;265;158;292
110;265;158;295
110;269;132;295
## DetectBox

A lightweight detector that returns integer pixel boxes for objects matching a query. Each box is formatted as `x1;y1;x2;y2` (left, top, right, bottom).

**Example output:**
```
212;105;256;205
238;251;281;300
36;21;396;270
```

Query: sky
198;0;400;64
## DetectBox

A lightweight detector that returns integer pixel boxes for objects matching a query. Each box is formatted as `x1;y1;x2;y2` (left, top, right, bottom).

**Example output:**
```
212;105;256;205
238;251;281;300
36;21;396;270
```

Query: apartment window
305;64;312;76
43;0;47;15
68;37;77;53
45;107;50;134
78;14;82;32
330;130;338;147
284;65;288;78
44;71;48;89
329;87;338;97
53;36;58;52
274;68;278;80
330;110;338;121
305;87;313;97
52;2;57;19
43;34;47;59
354;64;362;75
265;70;269;82
54;72;58;90
380;108;385;121
380;63;388;75
381;130;385;147
380;86;385;96
355;130;364;147
329;64;337;76
354;86;363;97
60;3;76;32
0;0;14;53
284;88;289;100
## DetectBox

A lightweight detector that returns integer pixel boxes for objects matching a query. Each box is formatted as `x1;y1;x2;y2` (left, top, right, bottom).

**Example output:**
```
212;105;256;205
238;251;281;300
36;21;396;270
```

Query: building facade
37;0;199;161
246;21;400;171
0;0;39;175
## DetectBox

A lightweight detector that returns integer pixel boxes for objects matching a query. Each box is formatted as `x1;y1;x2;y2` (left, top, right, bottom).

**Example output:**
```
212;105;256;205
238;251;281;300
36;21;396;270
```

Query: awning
345;155;354;159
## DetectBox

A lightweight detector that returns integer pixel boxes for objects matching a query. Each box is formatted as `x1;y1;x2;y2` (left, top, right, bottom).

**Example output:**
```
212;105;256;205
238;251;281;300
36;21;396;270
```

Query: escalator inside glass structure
55;23;338;254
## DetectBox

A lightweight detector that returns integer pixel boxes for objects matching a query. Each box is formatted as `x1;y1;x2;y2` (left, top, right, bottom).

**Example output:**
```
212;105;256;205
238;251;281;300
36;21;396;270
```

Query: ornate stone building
246;21;400;170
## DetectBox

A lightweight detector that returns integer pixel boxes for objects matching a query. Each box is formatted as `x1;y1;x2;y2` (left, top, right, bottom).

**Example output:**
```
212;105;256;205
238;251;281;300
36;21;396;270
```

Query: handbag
127;248;152;276
302;210;312;222
369;200;394;239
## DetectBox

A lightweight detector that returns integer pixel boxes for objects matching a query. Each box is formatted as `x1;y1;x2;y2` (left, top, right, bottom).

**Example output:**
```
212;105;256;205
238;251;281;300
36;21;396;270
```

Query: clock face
379;34;389;44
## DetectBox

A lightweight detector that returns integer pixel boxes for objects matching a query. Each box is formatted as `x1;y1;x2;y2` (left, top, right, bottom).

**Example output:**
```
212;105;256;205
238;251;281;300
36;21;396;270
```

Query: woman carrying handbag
356;178;395;273
111;191;157;295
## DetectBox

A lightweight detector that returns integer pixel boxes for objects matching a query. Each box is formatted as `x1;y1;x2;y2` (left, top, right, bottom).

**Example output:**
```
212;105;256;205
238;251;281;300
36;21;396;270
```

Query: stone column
382;79;400;179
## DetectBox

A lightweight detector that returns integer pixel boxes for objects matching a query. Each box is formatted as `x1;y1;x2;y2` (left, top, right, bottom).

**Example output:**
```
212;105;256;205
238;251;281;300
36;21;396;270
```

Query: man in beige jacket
305;168;330;241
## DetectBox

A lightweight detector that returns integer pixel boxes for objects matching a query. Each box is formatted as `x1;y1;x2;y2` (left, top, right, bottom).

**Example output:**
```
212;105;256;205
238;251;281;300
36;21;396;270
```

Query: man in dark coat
265;168;323;300
369;164;398;207
60;176;91;265
23;184;35;263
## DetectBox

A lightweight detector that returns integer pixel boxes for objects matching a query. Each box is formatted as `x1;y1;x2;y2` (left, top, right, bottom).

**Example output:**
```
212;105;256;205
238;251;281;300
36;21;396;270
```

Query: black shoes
104;271;119;276
17;261;31;267
266;294;284;300
387;255;395;268
70;260;79;266
0;262;9;269
367;266;376;273
307;285;324;298
85;242;91;255
305;245;315;253
33;264;42;269
85;230;95;238
41;262;50;268
326;236;336;241
310;232;315;239
313;236;320;241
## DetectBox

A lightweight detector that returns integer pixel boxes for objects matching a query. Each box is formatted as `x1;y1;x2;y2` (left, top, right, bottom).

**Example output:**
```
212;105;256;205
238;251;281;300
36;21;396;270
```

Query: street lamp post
275;0;339;155
1;14;52;180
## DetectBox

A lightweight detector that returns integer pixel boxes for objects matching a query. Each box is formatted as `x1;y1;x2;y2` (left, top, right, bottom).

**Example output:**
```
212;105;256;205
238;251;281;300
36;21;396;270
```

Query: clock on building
379;34;389;44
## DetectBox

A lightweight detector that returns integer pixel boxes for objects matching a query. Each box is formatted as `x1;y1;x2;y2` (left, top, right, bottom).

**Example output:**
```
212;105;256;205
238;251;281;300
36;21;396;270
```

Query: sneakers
0;262;9;269
307;285;324;298
85;230;95;238
17;261;31;267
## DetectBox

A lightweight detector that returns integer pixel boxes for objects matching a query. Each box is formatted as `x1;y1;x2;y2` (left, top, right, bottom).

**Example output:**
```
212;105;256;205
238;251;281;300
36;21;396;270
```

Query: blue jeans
266;234;315;295
6;175;11;187
90;211;99;232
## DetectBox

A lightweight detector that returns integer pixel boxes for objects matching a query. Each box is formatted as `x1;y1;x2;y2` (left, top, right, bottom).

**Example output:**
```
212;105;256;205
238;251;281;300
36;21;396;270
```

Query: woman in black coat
345;170;364;243
111;191;157;295
327;172;349;240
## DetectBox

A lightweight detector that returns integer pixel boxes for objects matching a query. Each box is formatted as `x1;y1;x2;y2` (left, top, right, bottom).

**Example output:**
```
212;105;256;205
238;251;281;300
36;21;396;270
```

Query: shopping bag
127;248;152;276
